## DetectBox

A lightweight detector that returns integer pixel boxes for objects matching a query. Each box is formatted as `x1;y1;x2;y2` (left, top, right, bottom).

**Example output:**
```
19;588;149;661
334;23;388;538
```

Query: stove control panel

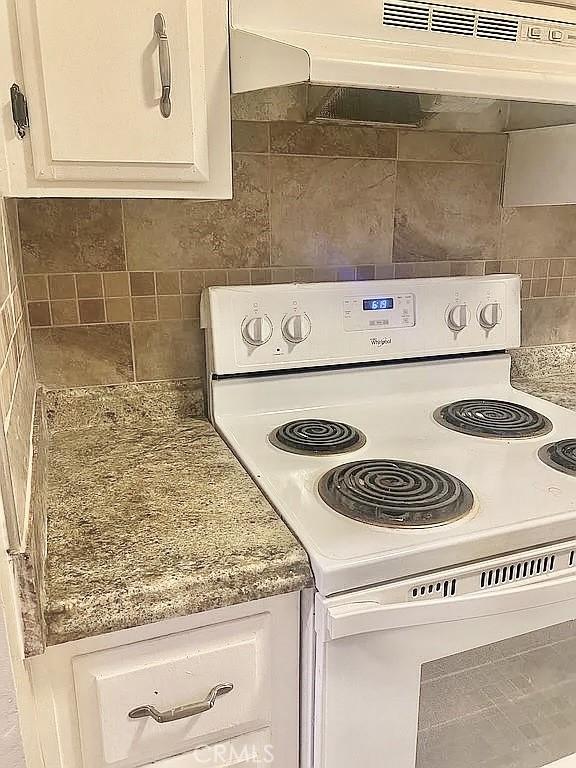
343;293;415;331
202;275;521;375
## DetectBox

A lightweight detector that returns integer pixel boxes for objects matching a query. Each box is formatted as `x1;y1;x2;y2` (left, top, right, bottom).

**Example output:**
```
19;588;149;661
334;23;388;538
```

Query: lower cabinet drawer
73;614;271;768
140;729;273;768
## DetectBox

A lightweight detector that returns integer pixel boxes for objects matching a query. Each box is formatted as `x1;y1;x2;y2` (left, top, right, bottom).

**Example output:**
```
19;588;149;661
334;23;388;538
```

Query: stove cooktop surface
212;356;576;595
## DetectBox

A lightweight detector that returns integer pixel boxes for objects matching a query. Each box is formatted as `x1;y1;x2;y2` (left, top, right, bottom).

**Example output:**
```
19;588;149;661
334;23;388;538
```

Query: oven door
314;543;576;768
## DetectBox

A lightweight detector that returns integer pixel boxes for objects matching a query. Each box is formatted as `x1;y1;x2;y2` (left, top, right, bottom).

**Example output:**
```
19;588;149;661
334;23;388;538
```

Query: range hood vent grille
383;1;519;42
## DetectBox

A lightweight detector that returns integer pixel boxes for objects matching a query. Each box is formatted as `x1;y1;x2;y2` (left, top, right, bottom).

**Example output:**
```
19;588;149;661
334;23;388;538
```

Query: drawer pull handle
128;683;233;724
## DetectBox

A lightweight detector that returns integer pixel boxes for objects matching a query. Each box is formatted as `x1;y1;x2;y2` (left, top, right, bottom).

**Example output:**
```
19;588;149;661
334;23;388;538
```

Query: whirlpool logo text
370;337;392;346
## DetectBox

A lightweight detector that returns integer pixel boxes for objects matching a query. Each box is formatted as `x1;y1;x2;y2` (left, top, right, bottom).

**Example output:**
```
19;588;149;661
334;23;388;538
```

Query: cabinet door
8;0;231;197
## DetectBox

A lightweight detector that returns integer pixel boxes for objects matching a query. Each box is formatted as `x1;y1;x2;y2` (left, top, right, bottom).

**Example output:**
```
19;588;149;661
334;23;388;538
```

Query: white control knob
445;304;470;334
282;313;311;344
241;315;273;346
478;302;502;331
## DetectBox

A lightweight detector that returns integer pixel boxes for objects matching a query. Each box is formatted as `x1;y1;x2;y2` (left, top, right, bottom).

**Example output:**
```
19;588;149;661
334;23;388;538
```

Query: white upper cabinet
0;0;232;198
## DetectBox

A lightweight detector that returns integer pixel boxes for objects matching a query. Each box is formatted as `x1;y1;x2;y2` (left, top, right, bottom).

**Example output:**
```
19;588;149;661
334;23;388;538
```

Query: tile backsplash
0;198;35;542
18;120;576;389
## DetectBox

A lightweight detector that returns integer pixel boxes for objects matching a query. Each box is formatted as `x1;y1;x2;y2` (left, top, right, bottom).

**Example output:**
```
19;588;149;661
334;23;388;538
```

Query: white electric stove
202;276;576;768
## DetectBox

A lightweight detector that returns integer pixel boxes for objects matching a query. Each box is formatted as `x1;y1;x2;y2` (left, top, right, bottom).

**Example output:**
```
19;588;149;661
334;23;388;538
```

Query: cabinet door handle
154;12;172;118
128;683;233;724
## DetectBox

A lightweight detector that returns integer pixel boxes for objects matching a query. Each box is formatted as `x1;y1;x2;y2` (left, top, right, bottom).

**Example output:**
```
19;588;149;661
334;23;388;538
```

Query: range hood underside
230;26;576;130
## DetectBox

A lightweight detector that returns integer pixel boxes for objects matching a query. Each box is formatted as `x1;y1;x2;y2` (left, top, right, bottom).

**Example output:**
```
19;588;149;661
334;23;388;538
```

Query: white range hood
230;0;576;104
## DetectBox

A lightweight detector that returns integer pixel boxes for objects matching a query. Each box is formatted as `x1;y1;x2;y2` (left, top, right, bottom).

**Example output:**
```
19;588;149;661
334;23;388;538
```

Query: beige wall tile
28;301;51;327
271;156;395;266
157;295;182;320
375;264;394;279
203;271;227;288
5;347;35;522
105;297;132;323
313;267;337;282
181;294;201;319
356;265;376;280
129;271;155;296
155;271;180;295
232;121;270;153
132;296;157;321
466;261;486;276
0;363;11;419
533;260;549;279
227;269;251;285
124;155;270;270
429;262;451;277
549;259;565;278
51;300;79;326
395;263;416;278
48;273;76;300
231;85;308;122
522;297;576;345
518;260;534;279
271;267;295;283
3;199;22;293
500;259;518;274
76;272;104;299
450;262;468;276
32;324;133;387
2;298;14;347
398;131;507;163
270;123;397;158
181;270;204;293
76;272;103;298
79;299;105;324
500;206;576;262
24;274;48;301
19;199;124;273
103;271;129;297
393;162;501;262
0;216;11;308
336;266;355;281
294;267;314;282
132;320;203;381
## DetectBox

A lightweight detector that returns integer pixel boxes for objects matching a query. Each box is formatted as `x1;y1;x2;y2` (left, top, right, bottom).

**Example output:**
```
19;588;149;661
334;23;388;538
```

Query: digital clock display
363;298;394;311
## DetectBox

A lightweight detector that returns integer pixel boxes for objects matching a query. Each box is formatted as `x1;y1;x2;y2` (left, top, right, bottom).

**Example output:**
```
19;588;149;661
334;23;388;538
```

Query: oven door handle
324;572;576;641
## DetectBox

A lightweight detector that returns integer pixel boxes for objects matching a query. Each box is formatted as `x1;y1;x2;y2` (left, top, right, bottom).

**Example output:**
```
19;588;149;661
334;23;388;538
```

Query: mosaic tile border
24;259;575;328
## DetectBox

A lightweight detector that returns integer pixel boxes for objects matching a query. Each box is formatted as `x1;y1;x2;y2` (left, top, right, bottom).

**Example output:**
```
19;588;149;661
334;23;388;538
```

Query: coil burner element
318;459;474;527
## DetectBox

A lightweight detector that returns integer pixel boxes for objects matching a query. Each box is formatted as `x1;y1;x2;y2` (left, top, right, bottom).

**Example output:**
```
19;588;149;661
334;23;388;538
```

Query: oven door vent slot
410;578;457;599
480;554;556;589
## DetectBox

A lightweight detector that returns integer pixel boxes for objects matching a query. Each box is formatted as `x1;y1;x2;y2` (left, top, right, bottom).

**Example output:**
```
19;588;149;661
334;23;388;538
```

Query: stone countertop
512;373;576;411
37;351;576;650
42;382;312;648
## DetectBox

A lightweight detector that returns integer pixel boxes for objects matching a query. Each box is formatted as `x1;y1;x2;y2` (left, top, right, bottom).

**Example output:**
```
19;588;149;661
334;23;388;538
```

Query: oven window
417;620;576;768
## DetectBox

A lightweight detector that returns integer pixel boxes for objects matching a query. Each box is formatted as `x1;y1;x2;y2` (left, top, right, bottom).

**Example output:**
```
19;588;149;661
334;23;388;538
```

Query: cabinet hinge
10;83;29;139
